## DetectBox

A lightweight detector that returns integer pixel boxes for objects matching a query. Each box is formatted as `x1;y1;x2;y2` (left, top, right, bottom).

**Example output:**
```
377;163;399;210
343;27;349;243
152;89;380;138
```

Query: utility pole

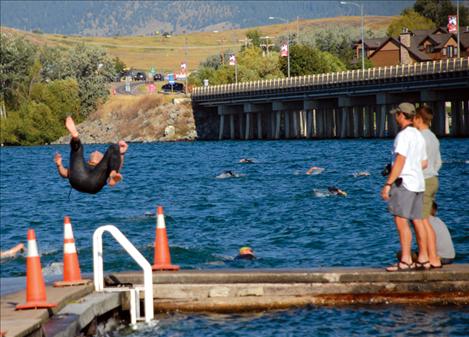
457;0;461;58
260;36;274;56
340;1;365;70
297;16;300;42
268;16;291;77
184;36;188;95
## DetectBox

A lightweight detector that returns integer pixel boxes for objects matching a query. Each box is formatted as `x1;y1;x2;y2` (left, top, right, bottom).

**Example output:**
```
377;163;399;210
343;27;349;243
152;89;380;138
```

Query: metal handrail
93;225;154;324
193;58;469;98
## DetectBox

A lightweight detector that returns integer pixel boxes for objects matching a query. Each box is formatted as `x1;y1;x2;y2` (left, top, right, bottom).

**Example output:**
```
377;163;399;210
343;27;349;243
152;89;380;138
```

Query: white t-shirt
393;126;427;192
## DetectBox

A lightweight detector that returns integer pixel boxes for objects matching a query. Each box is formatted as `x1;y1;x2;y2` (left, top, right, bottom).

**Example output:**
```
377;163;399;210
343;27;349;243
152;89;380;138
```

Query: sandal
415;261;431;271
430;264;443;269
386;260;415;272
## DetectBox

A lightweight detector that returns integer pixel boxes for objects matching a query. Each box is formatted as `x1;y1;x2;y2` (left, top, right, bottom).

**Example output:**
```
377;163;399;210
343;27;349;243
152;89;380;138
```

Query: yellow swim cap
239;246;253;255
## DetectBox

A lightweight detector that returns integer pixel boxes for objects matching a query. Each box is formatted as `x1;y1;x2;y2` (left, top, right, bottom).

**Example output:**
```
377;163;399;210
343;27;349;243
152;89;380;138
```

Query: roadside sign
168;73;175;85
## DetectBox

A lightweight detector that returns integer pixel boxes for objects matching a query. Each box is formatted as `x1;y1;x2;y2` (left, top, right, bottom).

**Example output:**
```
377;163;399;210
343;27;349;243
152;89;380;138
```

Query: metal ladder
93;225;154;327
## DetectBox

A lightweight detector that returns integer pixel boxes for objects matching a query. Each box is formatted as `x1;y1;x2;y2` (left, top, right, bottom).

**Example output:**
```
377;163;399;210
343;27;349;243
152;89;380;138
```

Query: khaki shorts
423;176;439;218
388;184;424;220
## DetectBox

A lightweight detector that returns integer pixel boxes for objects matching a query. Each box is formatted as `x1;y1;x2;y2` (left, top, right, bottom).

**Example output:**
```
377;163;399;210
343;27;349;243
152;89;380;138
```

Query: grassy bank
1;16;392;72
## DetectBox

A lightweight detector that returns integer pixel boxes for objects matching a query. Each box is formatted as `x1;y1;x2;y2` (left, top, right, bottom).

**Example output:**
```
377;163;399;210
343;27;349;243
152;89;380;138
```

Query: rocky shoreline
54;96;197;144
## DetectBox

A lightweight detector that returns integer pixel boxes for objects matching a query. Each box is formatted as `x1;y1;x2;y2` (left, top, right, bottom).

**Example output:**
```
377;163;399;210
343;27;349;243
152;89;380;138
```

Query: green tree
0;34;37;109
67;44;114;116
413;0;469;27
387;9;436;37
113;56;126;74
39;46;72;81
245;29;262;48
280;44;346;77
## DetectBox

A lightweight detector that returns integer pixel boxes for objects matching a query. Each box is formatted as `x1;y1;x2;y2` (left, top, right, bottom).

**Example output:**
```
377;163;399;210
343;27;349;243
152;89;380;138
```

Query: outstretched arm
54;152;69;178
118;141;128;170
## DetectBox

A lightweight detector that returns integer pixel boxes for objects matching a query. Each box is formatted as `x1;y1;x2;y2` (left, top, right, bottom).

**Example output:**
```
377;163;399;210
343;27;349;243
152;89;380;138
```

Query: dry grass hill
1;16;393;72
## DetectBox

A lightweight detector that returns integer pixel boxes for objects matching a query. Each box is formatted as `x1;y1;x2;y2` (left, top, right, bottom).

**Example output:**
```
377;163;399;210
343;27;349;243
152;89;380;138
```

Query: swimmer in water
0;243;25;259
353;171;370;177
306;166;324;175
328;186;347;196
235;246;256;260
239;158;254;164
216;170;238;179
55;116;128;194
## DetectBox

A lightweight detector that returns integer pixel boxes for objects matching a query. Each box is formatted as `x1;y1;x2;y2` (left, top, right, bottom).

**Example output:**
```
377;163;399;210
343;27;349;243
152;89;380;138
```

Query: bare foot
65;116;79;138
108;171;122;187
118;140;128;155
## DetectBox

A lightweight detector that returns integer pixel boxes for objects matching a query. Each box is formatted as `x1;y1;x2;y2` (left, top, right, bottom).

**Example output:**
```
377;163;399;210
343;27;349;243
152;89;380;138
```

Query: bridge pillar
464;100;469;136
339;107;347;138
292;111;298;138
356;107;364;138
257;112;263;139
363;106;372;137
306;111;312;138
300;111;306;137
230;114;235;139
386;106;398;138
352;107;359;138
377;105;387;138
304;101;320;139
270;113;276;139
237;113;244;139
450;101;464;137
434;101;446;137
284;111;290;139
218;114;225;140
245;113;251;140
316;109;324;138
275;111;281;139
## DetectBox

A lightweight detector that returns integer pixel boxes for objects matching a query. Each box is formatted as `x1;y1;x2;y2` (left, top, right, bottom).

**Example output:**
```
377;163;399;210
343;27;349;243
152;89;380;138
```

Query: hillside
1;1;411;36
1;15;393;72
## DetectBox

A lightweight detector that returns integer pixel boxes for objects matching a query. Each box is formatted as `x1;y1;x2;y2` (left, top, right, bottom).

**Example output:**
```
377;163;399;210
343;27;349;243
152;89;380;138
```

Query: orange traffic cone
54;216;90;287
152;206;179;271
16;229;57;310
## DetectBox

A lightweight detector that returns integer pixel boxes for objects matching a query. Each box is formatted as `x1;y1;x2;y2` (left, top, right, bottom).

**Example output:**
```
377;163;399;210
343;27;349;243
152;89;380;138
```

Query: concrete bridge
191;58;469;140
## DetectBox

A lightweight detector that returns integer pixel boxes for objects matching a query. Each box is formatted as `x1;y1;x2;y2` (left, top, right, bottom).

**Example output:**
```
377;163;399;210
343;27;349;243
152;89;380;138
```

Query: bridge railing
192;58;469;98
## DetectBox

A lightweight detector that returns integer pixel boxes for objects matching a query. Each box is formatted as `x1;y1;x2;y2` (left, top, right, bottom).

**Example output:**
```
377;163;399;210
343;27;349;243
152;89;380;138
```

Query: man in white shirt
381;103;429;272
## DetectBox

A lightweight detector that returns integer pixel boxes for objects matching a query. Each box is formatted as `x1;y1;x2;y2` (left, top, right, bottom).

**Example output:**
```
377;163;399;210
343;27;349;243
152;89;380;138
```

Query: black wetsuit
68;138;121;194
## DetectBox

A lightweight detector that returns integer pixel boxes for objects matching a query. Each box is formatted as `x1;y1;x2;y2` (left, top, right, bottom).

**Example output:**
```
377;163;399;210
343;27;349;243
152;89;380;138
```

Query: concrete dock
1;265;468;336
112;264;469;312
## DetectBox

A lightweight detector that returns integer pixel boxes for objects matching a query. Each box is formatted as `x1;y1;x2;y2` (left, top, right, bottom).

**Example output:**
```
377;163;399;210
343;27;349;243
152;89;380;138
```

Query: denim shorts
388;184;423;220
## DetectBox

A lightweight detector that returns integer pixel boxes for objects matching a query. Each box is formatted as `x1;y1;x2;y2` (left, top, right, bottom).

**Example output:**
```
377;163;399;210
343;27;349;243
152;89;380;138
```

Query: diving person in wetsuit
54;116;128;194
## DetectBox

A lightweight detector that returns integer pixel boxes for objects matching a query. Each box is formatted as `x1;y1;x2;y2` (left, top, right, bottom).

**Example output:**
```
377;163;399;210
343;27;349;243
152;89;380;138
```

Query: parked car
161;82;184;92
133;72;146;81
153;73;164;81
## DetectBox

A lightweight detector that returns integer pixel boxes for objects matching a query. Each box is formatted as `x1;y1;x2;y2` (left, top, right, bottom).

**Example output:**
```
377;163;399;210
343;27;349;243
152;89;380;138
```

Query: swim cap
239;246;253;255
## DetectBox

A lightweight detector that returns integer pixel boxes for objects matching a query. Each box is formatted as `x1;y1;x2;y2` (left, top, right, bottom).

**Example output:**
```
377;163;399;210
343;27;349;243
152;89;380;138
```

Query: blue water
1;139;468;336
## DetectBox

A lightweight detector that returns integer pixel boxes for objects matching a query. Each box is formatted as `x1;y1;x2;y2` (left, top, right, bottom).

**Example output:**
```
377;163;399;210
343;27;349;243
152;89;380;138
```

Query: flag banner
448;15;457;33
229;54;236;66
280;44;289;57
180;63;187;73
176;73;187;80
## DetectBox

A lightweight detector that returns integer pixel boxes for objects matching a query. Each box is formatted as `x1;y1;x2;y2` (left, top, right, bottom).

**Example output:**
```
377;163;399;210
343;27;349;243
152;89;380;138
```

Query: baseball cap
390;102;416;116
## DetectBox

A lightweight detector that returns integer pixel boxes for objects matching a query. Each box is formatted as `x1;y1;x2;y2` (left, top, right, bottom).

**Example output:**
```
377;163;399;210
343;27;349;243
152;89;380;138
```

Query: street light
340;1;365;70
268;16;290;77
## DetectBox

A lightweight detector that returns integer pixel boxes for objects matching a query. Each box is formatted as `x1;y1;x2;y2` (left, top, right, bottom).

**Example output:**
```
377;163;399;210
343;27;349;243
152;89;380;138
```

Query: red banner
280;44;288;57
448;15;457;33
